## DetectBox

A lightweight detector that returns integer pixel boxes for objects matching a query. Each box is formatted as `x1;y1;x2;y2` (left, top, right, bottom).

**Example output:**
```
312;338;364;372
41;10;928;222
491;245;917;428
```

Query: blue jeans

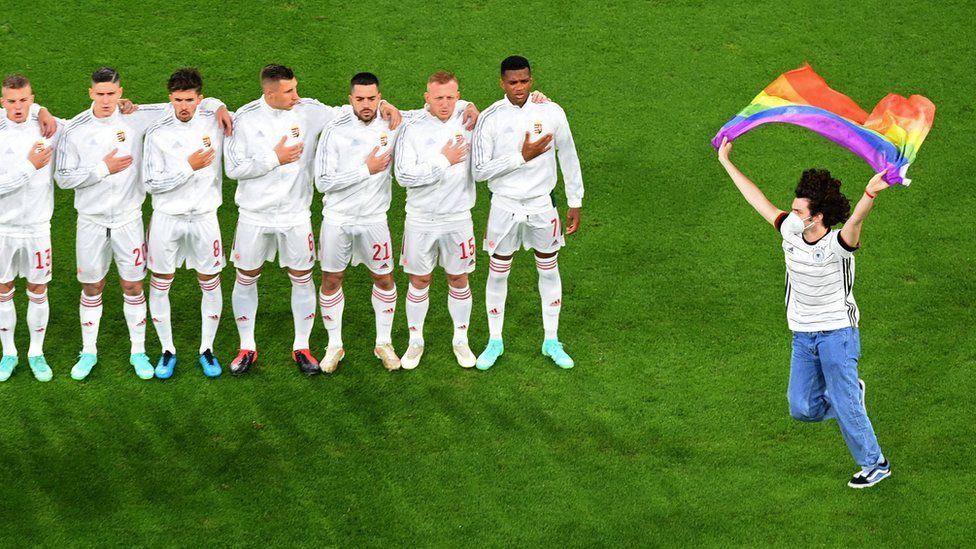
788;327;883;468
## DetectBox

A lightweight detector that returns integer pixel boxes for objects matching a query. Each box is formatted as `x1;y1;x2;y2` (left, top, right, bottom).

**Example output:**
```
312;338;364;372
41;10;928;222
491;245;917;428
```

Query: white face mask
783;212;814;234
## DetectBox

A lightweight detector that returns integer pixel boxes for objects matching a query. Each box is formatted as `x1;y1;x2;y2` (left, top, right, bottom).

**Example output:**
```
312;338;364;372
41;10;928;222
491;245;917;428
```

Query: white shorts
147;212;225;275
0;233;53;284
76;218;147;283
231;220;316;271
400;220;476;276
483;204;564;257
319;221;394;275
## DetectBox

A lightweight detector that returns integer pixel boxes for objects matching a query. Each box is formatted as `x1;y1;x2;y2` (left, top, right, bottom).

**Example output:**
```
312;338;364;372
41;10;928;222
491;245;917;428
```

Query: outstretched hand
865;171;889;196
717;136;733;165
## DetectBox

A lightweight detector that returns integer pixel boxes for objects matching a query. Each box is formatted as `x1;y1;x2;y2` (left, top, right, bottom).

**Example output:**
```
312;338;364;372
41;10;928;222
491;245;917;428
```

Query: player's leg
0;261;16;380
440;224;476;368
787;331;830;422
317;222;353;373
402;273;432;370
22;233;53;381
358;223;399;371
400;224;436;370
477;206;520;370
280;222;319;375
113;219;152;380
187;214;224;377
72;220;113;380
229;221;272;375
528;208;572;368
147;213;180;379
817;328;888;488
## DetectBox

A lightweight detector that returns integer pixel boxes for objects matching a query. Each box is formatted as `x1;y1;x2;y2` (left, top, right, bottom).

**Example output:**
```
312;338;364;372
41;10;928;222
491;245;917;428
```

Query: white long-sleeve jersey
315;101;469;224
143;105;225;216
225;97;348;227
471;96;584;213
55;98;224;228
394;108;475;224
0;106;61;236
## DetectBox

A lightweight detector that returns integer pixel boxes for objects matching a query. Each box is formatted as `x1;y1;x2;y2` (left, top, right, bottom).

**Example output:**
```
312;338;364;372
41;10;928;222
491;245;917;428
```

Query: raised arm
840;171;888;247
717;137;783;226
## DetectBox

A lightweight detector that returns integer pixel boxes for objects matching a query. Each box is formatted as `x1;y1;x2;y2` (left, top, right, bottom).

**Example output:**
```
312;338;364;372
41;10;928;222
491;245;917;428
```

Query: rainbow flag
711;64;935;185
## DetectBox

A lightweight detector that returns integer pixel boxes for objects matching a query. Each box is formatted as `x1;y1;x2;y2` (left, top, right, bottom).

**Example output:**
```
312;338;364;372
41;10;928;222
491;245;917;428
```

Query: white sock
233;272;259;350
123;292;147;354
371;285;397;346
0;290;15;356
319;289;344;348
485;257;512;340
26;290;49;357
149;276;174;353
448;284;472;345
80;292;102;355
289;271;315;350
199;277;222;354
536;255;562;340
405;284;429;345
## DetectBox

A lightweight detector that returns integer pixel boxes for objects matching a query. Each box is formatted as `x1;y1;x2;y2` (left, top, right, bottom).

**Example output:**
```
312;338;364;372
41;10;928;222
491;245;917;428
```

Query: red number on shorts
459;237;475;260
213;240;222;257
551;218;559;237
308;233;315;251
34;248;52;269
133;246;145;266
372;242;391;261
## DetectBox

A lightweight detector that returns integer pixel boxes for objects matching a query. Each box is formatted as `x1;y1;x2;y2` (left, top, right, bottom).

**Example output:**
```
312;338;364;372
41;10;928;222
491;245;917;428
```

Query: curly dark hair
795;169;851;227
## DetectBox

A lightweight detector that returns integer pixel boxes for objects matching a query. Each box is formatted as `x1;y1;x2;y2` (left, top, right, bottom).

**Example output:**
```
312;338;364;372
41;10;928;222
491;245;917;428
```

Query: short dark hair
500;55;531;75
795;169;851;227
91;67;120;85
2;73;30;90
350;72;380;92
167;67;203;93
261;64;295;85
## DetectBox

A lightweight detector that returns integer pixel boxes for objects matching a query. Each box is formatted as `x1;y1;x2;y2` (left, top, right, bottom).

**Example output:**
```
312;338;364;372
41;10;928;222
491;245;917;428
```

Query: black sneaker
230;349;257;376
293;349;320;376
848;459;891;489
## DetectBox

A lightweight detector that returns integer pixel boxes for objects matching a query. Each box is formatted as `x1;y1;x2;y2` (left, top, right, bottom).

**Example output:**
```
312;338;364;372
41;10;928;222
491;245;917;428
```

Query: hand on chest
345;127;392;156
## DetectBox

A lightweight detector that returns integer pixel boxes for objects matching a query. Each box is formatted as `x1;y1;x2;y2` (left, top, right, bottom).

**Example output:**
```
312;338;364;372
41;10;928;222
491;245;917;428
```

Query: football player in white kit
471;56;584;371
224;64;403;376
144;68;233;379
56;67;231;381
0;74;60;382
718;137;891;489
314;72;478;373
393;71;481;369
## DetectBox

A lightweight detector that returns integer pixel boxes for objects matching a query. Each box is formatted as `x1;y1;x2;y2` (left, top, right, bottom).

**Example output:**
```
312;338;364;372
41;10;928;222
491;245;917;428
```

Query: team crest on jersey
202;135;212;148
812;248;826;262
455;132;464;143
291;125;301;138
379;133;389;147
116;129;126;142
533;120;543;134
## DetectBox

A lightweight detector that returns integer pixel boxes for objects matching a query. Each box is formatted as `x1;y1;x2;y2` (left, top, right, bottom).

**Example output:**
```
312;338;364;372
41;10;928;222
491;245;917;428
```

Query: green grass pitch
1;0;973;545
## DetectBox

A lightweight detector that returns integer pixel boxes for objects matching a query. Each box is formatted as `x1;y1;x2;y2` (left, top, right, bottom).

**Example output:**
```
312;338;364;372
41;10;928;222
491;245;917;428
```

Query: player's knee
0;281;14;293
82;280;106;296
492;253;513;261
371;272;395;291
446;273;468;288
534;250;557;260
237;267;262;278
119;279;144;296
197;272;219;282
321;272;344;294
26;282;48;294
153;272;176;281
788;398;821;422
409;274;433;289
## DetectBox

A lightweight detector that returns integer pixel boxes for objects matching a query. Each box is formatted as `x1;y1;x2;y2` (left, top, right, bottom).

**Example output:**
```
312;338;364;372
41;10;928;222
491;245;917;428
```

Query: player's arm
0;146;50;195
471;115;524;182
398;99;475;127
554;110;583;234
143;132;206;194
393;124;465;189
314;125;374;193
224;121;280;180
296;98;349;136
717;137;783;226
54;132;125;190
840;171;888;248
